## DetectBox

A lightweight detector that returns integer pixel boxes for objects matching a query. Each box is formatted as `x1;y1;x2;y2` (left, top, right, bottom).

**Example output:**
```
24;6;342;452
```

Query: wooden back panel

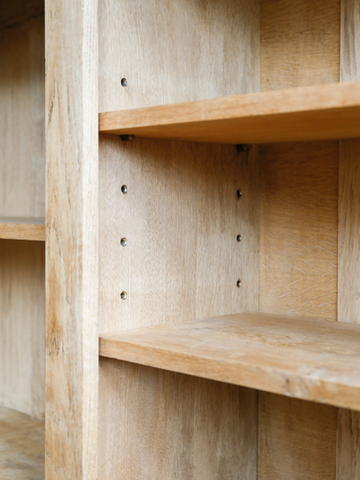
0;16;45;218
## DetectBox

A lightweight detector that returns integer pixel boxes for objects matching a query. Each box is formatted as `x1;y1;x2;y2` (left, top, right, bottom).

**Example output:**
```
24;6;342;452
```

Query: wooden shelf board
100;312;360;411
0;405;44;479
0;217;45;241
99;81;360;144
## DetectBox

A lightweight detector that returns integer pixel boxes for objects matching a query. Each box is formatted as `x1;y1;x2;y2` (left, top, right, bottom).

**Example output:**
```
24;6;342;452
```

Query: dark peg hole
236;144;250;153
121;78;128;87
237;235;242;242
121;185;128;194
237;189;242;199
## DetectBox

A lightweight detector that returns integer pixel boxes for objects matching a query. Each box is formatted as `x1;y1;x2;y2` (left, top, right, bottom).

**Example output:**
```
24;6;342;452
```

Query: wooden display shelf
100;312;360;411
99;81;360;144
0;217;45;241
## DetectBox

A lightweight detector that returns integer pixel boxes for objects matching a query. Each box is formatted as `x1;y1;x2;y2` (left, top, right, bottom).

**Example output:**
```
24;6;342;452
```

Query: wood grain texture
0;405;44;479
259;141;338;319
101;312;360;411
0;218;45;241
0;16;45;218
339;140;360;323
45;0;98;478
341;0;360;82
261;0;340;91
259;1;340;478
100;358;257;480
98;3;260;477
100;81;360;144
258;393;337;480
337;408;360;478
337;3;360;478
98;138;259;478
0;0;43;30
0;240;45;419
99;138;259;332
98;0;260;112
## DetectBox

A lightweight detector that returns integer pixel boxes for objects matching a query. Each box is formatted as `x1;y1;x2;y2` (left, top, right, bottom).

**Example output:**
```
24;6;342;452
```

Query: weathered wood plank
45;0;98;477
0;218;45;241
100;312;360;411
99;82;360;144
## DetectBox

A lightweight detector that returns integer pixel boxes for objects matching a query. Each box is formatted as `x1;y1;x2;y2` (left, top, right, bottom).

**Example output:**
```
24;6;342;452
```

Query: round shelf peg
121;291;127;300
236;279;242;288
120;238;127;247
121;77;128;87
121;185;128;194
237;234;242;242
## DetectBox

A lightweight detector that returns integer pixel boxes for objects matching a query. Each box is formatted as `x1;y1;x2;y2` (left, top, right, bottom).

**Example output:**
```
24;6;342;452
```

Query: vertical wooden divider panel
258;1;340;479
0;16;45;420
45;0;98;478
337;1;360;478
98;1;260;478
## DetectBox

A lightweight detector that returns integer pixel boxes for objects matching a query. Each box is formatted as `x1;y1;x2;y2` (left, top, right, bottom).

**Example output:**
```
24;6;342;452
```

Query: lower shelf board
0;405;44;480
0;217;45;241
99;312;360;411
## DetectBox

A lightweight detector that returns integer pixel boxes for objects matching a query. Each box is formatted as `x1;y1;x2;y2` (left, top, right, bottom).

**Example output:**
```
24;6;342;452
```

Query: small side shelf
100;312;360;411
99;81;360;144
0;217;45;241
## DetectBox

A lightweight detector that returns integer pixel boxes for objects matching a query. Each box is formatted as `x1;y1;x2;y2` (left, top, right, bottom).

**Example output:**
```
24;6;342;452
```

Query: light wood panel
337;408;360;478
99;139;259;332
100;81;360;144
100;358;257;480
98;2;260;476
98;0;260;112
258;394;337;480
0;16;45;218
337;2;360;477
0;0;43;30
0;405;44;480
261;0;340;91
45;0;98;478
0;240;45;419
101;312;360;411
259;141;338;319
259;1;340;479
0;218;45;241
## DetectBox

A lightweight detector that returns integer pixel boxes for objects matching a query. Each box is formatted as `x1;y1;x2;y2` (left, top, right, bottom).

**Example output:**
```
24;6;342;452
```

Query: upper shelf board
99;81;360;144
0;217;45;241
100;312;360;411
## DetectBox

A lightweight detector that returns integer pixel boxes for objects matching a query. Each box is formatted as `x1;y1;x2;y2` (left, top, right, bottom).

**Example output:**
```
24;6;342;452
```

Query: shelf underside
0;218;45;241
99;81;360;144
0;406;44;480
100;312;360;411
